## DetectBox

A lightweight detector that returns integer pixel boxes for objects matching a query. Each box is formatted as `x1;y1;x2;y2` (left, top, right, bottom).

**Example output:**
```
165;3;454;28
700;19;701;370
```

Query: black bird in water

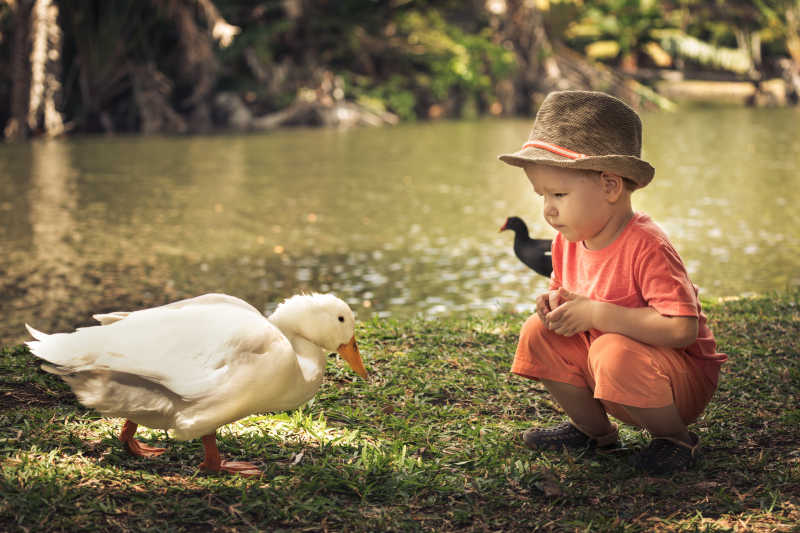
499;216;553;278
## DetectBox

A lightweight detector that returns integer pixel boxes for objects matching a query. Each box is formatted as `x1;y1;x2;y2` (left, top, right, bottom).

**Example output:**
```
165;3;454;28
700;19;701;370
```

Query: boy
498;90;726;474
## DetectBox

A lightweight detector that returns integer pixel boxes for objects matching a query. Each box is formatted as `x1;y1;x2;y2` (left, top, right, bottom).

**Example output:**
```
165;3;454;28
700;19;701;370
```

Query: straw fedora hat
498;90;655;188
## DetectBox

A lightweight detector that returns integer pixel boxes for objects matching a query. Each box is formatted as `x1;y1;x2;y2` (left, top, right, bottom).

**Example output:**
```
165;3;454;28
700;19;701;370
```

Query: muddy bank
1;257;181;346
1;251;383;346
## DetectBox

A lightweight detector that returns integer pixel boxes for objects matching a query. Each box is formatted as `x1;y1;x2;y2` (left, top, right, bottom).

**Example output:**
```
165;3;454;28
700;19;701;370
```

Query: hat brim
498;146;654;189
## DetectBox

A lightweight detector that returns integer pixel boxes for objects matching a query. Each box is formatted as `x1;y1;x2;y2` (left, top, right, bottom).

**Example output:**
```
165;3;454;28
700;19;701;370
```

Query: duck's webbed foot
208;459;262;477
199;434;262;478
119;419;166;458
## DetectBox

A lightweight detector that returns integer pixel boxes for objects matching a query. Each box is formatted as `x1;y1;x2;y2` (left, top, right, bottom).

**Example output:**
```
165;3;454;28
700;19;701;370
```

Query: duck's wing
27;296;288;400
92;293;262;325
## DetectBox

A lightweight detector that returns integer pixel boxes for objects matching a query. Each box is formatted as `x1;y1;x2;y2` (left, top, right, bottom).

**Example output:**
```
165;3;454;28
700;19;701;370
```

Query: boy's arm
592;301;698;348
545;288;699;348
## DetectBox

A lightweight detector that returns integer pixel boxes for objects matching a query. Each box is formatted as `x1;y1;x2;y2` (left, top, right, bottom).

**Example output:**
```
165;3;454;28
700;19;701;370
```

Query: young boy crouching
498;90;727;474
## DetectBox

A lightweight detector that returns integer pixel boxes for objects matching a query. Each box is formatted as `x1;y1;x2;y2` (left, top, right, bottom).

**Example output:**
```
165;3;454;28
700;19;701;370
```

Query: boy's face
524;164;613;246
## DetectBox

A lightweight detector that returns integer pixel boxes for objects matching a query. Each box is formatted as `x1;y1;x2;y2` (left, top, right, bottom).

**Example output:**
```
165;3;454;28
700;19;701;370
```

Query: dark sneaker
522;421;620;452
633;432;700;475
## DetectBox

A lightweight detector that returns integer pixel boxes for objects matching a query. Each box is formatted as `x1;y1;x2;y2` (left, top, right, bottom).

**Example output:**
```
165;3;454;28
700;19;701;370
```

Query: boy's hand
545;288;596;337
548;290;561;313
536;290;562;323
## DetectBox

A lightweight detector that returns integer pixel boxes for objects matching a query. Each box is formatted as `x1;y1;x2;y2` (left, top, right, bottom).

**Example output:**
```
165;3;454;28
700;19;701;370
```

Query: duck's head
271;293;367;378
499;216;528;235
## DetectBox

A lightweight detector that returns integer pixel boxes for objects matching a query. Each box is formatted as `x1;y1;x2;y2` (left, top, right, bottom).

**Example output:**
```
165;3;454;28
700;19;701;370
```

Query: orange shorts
512;315;719;425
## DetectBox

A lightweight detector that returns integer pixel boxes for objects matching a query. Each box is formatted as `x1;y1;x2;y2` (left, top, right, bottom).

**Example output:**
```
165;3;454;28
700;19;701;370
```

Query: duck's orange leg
119;420;166;457
199;434;261;477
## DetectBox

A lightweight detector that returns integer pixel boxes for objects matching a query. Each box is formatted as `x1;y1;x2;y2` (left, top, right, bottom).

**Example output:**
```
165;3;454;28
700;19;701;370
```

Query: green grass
1;291;799;531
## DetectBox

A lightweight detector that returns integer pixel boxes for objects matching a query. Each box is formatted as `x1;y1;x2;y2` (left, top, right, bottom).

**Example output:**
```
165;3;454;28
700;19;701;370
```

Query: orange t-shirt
549;212;727;383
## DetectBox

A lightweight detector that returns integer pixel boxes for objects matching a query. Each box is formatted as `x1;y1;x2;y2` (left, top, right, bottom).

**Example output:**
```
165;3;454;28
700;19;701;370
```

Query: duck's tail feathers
25;324;48;361
40;362;72;376
25;323;47;341
92;312;130;325
25;324;80;367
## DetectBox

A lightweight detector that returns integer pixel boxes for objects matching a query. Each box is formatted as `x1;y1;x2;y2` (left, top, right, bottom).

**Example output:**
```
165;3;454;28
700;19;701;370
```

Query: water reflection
27;141;78;319
1;108;798;345
29;142;75;259
640;107;800;295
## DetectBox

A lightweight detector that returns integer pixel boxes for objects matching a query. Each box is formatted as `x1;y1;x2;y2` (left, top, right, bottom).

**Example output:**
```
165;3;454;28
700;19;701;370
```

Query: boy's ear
600;172;625;201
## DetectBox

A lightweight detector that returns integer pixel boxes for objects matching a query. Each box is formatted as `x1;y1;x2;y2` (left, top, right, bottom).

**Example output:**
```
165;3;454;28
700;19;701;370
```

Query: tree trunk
733;27;761;81
498;0;562;115
158;0;239;133
786;3;800;66
4;0;64;139
27;0;64;136
131;63;187;134
4;0;33;140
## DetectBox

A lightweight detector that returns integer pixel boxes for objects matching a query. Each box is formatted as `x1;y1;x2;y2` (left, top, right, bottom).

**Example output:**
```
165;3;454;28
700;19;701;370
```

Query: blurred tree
2;0;65;140
2;0;239;137
665;0;763;76
489;0;562;114
565;0;665;72
27;0;64;136
3;0;34;140
752;0;800;64
216;1;513;120
3;0;800;137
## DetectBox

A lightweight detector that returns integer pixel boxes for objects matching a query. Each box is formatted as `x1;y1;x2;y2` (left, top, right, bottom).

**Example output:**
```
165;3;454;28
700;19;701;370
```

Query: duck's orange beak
337;336;367;379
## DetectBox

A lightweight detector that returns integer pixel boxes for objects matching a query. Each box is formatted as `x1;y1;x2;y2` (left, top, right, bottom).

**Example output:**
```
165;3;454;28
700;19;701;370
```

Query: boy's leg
621;401;701;474
587;333;715;472
513;315;619;449
586;333;716;429
540;380;614;437
623;403;691;445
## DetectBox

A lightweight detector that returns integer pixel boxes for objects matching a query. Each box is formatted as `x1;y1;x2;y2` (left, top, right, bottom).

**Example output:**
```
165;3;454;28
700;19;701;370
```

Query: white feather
25;293;359;440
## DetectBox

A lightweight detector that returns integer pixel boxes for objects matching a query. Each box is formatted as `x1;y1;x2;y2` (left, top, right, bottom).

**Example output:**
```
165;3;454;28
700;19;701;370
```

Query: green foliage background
1;0;799;132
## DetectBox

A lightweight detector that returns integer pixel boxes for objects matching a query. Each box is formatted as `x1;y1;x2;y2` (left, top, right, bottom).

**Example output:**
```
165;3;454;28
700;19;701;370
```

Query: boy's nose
544;203;557;218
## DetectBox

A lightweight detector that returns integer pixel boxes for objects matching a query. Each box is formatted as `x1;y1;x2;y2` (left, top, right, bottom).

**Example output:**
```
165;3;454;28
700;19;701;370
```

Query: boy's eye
553;193;567;198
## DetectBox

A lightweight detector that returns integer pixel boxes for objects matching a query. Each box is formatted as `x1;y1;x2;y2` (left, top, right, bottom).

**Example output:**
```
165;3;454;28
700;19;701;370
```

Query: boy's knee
519;314;550;346
588;333;643;377
513;314;588;382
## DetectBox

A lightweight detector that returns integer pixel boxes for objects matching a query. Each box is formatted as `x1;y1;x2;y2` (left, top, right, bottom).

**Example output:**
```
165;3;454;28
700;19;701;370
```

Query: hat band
522;141;585;160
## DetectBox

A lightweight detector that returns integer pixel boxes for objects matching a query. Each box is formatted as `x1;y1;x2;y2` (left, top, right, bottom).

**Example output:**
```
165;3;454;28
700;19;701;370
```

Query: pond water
1;107;799;344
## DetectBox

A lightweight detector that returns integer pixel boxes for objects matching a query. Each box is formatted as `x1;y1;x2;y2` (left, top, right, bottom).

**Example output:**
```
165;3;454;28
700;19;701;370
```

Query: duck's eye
338;315;344;322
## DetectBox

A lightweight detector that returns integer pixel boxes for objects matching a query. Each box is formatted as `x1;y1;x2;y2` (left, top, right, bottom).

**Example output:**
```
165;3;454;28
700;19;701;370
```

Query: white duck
25;292;367;477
